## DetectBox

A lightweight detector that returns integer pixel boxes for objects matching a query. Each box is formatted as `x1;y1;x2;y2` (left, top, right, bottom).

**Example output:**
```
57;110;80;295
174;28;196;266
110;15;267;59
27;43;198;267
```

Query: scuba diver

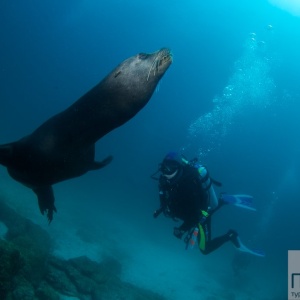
152;152;264;257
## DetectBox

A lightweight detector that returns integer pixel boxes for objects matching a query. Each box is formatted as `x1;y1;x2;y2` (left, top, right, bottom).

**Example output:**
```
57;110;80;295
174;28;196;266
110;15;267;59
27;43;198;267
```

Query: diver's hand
173;227;185;239
153;207;163;218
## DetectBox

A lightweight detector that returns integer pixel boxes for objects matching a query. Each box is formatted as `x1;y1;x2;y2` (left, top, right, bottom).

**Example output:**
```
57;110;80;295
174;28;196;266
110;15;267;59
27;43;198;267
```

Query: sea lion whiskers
146;48;172;81
147;55;160;81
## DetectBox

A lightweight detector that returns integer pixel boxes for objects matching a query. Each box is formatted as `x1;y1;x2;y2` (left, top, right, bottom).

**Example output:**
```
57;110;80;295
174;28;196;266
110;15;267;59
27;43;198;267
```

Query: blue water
1;1;300;299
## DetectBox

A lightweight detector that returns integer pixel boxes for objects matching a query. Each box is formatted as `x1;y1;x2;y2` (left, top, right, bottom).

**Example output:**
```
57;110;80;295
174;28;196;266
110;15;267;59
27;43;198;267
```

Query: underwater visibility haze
1;0;300;299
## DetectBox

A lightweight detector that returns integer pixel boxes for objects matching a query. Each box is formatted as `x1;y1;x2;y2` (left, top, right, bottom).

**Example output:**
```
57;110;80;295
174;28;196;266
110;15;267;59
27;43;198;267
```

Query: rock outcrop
0;200;165;300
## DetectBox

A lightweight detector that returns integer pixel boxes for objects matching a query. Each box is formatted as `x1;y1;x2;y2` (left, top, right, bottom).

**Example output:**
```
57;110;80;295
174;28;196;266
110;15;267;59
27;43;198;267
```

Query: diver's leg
201;233;231;255
199;218;238;255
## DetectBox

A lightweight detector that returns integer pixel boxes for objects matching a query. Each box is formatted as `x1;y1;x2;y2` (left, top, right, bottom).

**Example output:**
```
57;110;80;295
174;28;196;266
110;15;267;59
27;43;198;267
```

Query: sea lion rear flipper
89;155;113;170
33;186;57;224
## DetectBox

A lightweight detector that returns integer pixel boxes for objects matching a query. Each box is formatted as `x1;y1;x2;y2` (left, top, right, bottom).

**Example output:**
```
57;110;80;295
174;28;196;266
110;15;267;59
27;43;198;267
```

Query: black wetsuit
158;164;208;231
157;164;233;255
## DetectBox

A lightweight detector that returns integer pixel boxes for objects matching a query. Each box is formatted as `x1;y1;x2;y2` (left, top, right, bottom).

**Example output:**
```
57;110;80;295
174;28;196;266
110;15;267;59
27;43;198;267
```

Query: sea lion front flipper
89;155;113;170
33;186;57;224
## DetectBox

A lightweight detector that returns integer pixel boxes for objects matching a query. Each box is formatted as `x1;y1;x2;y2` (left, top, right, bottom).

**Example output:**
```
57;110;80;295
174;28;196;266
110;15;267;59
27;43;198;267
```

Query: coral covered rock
0;200;166;300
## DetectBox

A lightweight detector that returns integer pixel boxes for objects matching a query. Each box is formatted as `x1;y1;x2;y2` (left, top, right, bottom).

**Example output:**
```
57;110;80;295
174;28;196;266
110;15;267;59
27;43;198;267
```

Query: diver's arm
153;178;169;218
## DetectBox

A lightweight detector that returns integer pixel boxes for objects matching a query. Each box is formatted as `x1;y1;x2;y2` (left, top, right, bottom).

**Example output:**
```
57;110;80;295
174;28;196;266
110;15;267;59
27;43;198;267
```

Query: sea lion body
0;48;172;222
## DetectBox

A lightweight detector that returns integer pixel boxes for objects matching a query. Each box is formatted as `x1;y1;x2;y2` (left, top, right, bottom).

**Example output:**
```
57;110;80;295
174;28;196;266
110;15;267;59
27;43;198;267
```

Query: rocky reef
0;200;166;300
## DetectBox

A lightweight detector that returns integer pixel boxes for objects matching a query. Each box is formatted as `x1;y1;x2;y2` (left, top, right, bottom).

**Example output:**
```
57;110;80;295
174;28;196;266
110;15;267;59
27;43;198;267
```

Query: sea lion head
100;48;173;122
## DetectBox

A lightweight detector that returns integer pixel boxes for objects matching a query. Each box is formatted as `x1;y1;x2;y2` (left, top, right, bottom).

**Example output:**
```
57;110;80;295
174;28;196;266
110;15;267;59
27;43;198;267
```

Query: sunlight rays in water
269;0;300;16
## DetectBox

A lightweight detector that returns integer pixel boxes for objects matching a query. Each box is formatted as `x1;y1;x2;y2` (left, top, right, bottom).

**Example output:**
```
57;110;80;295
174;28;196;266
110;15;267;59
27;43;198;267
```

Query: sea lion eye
114;71;121;78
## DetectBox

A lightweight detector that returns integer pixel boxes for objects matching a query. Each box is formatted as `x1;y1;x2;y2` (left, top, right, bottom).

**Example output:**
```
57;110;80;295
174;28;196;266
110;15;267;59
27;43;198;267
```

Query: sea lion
0;48;172;222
